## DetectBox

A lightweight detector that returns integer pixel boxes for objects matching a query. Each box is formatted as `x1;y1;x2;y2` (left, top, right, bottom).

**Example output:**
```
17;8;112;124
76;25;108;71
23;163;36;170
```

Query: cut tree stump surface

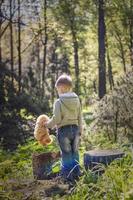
84;149;124;170
85;149;124;156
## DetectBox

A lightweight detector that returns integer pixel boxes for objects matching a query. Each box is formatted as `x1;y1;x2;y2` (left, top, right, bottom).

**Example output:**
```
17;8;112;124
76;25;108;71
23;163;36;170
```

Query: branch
0;0;25;38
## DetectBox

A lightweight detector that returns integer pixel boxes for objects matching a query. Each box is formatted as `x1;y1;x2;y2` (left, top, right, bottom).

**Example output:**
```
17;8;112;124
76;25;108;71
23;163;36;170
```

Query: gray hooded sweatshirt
46;92;82;133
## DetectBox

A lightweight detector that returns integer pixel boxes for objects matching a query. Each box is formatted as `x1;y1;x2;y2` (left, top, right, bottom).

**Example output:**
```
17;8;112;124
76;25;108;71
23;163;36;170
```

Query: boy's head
55;74;72;94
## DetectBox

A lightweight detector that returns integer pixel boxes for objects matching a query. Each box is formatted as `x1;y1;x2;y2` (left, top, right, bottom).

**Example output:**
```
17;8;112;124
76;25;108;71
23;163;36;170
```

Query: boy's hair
55;74;72;88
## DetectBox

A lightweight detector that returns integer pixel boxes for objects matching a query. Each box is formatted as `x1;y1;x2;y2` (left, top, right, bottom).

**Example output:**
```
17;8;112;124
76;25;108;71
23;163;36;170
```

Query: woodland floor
1;177;73;200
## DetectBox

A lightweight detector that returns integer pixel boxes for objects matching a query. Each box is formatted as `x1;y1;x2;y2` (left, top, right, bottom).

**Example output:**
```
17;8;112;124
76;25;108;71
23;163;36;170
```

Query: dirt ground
0;178;73;200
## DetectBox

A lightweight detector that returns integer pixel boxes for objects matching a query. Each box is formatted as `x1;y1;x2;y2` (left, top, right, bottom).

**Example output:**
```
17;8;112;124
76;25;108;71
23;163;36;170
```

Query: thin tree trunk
107;50;114;90
71;29;80;95
10;0;14;86
0;22;2;63
106;35;114;90
42;0;48;95
51;37;57;103
113;24;127;73
120;44;126;72
0;2;3;62
93;79;97;93
51;74;55;104
117;32;127;73
18;0;22;92
118;36;126;73
36;40;41;90
129;0;133;67
98;0;106;99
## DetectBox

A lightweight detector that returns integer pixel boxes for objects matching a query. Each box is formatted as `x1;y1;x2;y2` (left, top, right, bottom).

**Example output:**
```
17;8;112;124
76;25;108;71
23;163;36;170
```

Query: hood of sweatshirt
59;92;80;111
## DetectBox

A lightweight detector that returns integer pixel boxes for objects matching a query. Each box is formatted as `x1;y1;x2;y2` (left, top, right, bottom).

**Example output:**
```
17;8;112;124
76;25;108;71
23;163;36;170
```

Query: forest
0;0;133;199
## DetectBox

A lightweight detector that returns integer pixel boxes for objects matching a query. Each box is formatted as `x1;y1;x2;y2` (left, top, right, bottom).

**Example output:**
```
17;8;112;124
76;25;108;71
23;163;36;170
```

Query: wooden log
84;149;124;173
32;151;60;180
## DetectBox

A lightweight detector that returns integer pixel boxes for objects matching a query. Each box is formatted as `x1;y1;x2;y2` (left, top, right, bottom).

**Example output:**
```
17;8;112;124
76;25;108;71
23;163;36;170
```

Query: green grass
64;152;133;200
0;125;133;200
0;136;59;180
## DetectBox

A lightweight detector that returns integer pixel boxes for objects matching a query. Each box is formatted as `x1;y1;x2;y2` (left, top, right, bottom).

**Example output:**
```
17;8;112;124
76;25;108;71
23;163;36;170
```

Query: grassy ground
0;108;133;200
0;134;133;200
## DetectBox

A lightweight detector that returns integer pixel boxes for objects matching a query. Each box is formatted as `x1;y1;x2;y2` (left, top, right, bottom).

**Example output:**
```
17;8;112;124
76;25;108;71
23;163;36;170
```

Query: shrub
0;62;50;150
91;71;133;142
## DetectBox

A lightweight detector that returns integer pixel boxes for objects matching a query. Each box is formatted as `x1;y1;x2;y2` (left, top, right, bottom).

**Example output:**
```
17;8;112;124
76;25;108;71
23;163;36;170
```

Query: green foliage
83;111;94;125
0;138;59;200
65;152;133;200
0;62;50;150
0;136;132;200
0;0;133;199
91;71;133;143
89;132;121;149
0;138;59;180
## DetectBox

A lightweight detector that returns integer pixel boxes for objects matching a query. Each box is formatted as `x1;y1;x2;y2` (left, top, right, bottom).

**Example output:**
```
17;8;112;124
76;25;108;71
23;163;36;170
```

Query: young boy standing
45;74;82;183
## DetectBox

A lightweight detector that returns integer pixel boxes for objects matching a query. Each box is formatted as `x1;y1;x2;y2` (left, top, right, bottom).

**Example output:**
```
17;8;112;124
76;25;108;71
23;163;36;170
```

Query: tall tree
42;0;48;95
113;25;127;73
18;0;22;92
129;0;133;66
9;0;14;85
54;0;88;95
0;0;4;62
36;40;41;90
105;34;114;90
107;49;114;90
98;0;106;99
108;0;133;70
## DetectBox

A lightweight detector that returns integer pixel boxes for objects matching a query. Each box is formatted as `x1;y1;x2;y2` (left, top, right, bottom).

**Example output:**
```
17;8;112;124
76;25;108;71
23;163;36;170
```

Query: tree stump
84;149;124;173
32;151;60;180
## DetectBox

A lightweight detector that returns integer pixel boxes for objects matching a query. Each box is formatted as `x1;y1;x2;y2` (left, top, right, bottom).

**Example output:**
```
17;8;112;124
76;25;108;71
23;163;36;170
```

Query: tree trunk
113;25;127;73
51;74;55;105
71;30;80;95
129;0;133;67
107;50;114;90
93;79;97;93
98;0;106;99
118;36;126;73
36;40;41;90
117;32;127;73
10;0;14;86
106;35;114;90
0;2;3;63
42;0;48;95
0;25;1;63
18;0;22;92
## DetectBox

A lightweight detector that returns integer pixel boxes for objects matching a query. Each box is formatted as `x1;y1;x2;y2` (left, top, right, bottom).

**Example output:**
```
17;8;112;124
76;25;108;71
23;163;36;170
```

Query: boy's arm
78;103;83;135
46;100;61;129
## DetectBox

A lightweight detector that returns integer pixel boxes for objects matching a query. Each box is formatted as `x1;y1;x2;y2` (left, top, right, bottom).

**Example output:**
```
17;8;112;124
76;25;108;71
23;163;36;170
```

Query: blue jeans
57;124;80;181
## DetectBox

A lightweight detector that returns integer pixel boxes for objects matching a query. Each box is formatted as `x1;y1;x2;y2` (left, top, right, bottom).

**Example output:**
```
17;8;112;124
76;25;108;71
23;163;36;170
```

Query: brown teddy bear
34;114;53;146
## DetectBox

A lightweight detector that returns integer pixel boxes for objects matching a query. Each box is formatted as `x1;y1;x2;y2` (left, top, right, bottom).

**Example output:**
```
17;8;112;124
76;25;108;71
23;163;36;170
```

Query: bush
0;62;50;150
91;71;133;142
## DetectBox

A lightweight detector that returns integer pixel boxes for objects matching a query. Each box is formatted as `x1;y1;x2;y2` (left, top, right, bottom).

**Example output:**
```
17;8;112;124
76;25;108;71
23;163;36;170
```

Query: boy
45;74;82;183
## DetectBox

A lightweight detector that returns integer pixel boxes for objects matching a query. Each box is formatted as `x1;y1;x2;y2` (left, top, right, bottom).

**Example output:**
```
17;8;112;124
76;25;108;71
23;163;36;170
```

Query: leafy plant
64;152;133;200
